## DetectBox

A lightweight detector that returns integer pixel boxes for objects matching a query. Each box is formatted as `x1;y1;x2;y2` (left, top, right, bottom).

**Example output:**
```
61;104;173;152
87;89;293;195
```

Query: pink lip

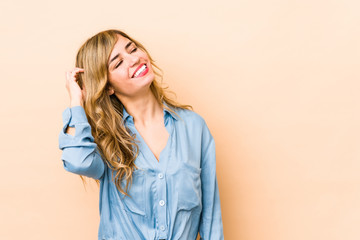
131;63;147;78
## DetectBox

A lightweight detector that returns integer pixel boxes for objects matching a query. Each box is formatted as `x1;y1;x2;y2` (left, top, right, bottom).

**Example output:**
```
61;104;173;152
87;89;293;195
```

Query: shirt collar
122;102;178;124
122;106;132;123
163;102;179;121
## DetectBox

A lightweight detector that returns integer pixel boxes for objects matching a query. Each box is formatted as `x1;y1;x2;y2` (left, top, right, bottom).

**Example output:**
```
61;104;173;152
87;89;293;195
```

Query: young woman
59;29;223;240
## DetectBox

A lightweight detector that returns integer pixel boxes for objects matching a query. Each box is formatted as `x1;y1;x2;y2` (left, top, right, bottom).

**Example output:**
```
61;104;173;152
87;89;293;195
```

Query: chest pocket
120;169;146;216
175;161;202;212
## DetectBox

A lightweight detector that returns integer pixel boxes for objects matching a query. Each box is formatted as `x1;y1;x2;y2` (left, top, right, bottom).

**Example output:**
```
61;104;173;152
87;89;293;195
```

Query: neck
115;88;163;126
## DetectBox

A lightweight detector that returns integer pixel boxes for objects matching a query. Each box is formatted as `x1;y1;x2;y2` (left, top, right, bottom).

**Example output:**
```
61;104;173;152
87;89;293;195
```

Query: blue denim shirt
58;105;224;240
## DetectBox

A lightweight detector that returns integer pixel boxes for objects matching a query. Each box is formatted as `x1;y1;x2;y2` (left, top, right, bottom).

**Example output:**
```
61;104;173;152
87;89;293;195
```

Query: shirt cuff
62;105;89;128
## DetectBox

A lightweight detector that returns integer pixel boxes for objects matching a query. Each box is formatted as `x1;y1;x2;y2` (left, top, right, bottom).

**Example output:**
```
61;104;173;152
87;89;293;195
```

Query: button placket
155;113;174;239
157;172;167;238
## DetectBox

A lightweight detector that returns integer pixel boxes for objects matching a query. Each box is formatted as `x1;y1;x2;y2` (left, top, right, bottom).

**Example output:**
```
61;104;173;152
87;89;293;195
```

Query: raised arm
58;68;105;179
58;106;105;179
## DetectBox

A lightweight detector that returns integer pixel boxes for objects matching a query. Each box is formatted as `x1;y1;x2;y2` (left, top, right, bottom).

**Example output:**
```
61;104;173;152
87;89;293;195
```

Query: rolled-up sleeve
199;120;224;240
58;106;105;180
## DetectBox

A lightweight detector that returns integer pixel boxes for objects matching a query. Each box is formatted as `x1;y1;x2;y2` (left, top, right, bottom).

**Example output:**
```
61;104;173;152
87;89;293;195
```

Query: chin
141;70;155;86
144;74;155;88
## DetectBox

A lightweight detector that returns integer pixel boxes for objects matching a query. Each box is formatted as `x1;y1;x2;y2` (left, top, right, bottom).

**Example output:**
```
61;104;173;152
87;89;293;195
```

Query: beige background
0;0;359;239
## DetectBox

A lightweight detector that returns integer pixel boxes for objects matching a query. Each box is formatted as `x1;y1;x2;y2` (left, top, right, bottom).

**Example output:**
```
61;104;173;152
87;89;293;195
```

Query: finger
66;69;82;77
71;70;84;78
66;70;76;76
73;68;85;74
74;67;84;72
70;72;80;80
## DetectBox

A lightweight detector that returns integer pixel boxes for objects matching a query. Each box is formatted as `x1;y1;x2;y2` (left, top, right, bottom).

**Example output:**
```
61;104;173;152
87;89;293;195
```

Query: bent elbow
62;158;92;175
61;153;105;179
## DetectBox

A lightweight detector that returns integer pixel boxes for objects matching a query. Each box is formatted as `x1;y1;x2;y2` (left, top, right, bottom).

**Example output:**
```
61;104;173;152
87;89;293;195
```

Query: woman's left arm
199;120;224;240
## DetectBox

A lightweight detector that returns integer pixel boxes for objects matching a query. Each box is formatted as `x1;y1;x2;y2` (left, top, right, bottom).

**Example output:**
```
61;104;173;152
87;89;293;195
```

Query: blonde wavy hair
75;29;191;196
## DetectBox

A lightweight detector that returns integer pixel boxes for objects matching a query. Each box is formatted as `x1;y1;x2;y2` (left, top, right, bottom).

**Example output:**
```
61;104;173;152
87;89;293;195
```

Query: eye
115;60;123;68
114;47;137;69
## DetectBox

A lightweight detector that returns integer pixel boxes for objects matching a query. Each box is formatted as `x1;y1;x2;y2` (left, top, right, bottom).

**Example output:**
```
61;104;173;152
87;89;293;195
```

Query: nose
128;53;140;67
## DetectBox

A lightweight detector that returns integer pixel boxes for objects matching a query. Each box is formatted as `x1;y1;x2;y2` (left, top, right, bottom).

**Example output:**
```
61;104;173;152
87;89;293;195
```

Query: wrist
70;100;83;108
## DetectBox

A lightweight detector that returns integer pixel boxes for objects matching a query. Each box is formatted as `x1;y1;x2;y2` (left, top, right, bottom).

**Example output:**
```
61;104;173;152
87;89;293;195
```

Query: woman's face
107;34;155;97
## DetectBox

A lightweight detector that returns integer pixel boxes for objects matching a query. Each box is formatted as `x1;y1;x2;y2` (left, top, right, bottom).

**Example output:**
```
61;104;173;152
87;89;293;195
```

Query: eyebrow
109;41;134;66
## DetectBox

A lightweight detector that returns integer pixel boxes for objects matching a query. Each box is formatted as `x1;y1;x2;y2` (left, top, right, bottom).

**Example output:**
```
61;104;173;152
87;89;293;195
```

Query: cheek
110;69;129;82
138;50;150;61
108;72;134;92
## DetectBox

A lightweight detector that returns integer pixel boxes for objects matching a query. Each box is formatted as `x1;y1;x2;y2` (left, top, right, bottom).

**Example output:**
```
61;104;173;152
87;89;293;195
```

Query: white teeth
134;64;147;78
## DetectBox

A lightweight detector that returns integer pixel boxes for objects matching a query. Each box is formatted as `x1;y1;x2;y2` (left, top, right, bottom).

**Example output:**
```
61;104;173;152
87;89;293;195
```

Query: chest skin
134;121;169;162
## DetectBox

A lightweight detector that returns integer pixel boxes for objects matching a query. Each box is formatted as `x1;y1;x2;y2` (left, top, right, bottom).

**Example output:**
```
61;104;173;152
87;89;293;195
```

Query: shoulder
173;107;206;126
173;107;214;148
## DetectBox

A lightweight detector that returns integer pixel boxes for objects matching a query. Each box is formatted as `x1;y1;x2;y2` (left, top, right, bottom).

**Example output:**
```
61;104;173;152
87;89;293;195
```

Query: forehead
109;35;132;57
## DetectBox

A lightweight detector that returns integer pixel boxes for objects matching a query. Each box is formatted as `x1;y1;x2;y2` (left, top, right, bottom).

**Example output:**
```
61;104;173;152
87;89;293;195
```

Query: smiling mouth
132;64;148;78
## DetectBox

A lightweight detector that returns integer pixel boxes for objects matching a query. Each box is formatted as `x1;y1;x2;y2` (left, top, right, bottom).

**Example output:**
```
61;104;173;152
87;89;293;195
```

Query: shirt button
159;200;165;206
158;173;164;179
160;225;165;231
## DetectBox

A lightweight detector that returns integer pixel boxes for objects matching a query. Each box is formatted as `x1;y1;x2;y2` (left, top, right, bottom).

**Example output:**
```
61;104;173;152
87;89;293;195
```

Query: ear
108;86;115;95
